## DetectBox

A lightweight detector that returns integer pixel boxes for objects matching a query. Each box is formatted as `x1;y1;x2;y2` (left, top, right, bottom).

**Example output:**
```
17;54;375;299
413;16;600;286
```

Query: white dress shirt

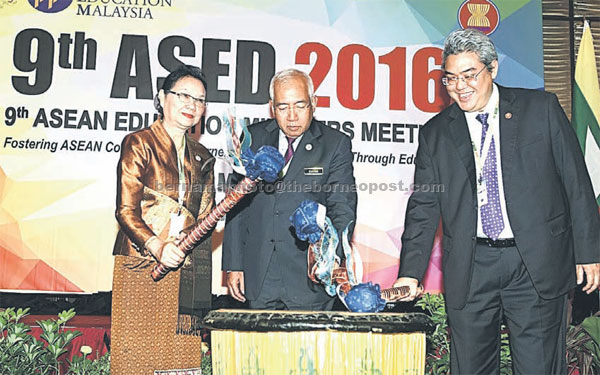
278;130;303;161
465;84;515;239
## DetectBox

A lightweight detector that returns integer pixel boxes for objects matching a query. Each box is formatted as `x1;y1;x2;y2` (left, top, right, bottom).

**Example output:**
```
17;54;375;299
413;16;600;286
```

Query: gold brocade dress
110;120;214;374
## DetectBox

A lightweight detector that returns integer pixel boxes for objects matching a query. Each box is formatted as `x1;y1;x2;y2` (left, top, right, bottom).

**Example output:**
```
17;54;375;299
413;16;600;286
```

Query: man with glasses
391;28;600;373
223;68;357;310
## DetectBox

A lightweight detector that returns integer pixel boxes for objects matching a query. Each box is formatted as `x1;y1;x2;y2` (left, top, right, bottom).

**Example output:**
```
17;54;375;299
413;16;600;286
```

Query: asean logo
28;0;72;13
458;0;500;35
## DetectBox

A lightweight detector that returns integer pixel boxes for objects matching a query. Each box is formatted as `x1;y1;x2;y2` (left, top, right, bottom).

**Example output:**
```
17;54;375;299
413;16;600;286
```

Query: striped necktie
284;136;296;164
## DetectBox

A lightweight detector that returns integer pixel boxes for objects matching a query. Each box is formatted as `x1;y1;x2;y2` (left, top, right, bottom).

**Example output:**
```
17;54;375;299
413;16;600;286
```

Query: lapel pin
305;143;313;151
505;112;512;119
195;155;202;161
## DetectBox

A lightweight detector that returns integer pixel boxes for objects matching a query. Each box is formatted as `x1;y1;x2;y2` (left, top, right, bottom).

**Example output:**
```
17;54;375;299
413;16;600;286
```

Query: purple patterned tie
477;113;505;240
284;136;295;164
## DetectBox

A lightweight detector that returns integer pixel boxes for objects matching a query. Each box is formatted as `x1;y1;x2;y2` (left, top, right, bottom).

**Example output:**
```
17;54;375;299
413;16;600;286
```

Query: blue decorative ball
290;200;322;244
243;145;284;182
344;282;387;313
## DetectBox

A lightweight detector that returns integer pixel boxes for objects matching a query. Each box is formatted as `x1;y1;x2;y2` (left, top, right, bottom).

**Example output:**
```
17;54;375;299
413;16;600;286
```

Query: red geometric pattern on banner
362;264;401;290
0;167;5;196
421;232;444;294
386;225;404;252
353;239;399;288
0;163;96;292
386;223;444;293
0;246;82;292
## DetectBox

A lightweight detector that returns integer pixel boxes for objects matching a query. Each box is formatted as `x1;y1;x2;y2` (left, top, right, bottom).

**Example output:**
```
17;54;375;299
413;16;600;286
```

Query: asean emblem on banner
458;0;500;35
28;0;72;13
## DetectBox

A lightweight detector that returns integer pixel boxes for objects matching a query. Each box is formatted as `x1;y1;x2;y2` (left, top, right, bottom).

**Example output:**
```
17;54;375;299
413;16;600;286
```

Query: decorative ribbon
151;145;284;281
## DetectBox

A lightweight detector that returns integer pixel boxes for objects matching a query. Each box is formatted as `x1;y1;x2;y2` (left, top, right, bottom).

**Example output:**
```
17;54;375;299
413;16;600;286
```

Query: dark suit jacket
399;85;600;309
222;118;357;304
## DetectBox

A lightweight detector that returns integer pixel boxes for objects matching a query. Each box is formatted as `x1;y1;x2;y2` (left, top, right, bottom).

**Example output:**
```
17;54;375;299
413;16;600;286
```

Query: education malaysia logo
28;0;72;13
458;0;500;35
76;0;173;19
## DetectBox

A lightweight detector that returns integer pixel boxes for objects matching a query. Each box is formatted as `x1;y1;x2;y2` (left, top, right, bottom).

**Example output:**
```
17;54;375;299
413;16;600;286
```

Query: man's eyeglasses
441;65;488;87
274;102;311;113
166;90;207;107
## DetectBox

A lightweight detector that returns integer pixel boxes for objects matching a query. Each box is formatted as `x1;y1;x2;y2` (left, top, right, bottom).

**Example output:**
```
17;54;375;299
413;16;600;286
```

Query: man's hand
577;263;600;294
391;277;421;302
227;271;246;302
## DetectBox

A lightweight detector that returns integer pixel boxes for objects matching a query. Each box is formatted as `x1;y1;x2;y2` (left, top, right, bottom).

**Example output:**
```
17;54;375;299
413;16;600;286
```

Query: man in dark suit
222;68;357;310
392;28;600;374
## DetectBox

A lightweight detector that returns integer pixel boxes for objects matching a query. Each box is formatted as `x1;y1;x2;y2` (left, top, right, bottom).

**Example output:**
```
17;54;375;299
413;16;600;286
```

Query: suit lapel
498;86;519;185
258;119;280;151
447;104;477;195
284;119;322;181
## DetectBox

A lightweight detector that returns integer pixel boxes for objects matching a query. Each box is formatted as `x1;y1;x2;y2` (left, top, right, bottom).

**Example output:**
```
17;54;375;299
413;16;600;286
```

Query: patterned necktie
284;136;296;164
476;113;505;240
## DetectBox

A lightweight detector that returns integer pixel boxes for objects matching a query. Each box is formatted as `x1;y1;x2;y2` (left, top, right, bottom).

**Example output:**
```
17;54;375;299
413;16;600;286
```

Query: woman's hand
159;242;187;268
146;236;186;268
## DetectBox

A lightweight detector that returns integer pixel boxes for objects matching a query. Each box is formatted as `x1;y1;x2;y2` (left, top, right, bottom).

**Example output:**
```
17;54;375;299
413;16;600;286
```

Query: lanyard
471;103;499;185
176;137;186;207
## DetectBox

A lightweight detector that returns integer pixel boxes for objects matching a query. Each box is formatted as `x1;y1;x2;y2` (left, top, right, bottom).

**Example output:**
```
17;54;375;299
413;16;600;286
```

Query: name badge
304;167;323;176
169;212;185;238
477;183;488;206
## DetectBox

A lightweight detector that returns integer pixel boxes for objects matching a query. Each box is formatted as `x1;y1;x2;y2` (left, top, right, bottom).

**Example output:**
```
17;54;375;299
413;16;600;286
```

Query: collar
278;130;304;148
465;83;499;121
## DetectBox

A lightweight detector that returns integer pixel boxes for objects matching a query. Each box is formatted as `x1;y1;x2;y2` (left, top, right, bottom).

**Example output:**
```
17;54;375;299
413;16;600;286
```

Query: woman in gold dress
111;65;214;375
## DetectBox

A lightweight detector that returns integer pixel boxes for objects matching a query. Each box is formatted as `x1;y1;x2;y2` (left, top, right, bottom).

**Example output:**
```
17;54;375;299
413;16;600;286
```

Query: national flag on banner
572;20;600;206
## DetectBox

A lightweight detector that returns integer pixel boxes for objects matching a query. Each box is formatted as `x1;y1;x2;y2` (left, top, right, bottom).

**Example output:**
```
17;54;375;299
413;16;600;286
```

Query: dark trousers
447;244;568;375
248;249;335;311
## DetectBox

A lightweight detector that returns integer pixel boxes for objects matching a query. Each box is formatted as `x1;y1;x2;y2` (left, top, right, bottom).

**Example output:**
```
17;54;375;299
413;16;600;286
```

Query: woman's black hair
154;64;207;116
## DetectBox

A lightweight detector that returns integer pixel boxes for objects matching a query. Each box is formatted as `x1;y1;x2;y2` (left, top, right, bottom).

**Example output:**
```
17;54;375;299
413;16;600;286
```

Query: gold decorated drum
202;309;434;375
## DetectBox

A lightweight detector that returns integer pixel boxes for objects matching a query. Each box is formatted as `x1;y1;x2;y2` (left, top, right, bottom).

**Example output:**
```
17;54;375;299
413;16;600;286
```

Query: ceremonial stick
333;266;424;302
380;285;424;301
151;177;257;281
151;142;284;281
